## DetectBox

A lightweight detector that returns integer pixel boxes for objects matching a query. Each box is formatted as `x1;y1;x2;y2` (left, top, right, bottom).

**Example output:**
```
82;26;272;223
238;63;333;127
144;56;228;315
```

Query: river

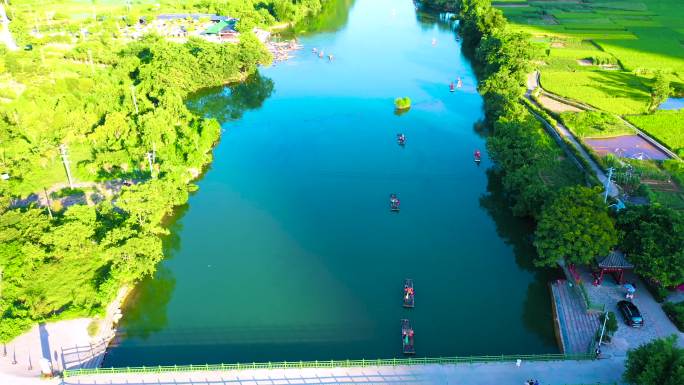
103;0;559;367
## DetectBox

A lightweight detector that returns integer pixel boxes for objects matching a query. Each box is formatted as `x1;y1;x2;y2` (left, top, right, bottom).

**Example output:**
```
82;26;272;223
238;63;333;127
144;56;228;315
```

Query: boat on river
401;319;415;355
390;194;400;212
403;279;414;308
397;133;406;146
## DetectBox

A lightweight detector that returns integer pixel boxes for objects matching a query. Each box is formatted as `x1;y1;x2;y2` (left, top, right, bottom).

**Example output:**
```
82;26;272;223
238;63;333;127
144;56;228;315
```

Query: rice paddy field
494;0;684;208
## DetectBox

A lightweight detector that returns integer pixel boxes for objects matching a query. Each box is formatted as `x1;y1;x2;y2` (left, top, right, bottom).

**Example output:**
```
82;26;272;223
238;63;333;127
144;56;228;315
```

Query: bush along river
103;0;560;366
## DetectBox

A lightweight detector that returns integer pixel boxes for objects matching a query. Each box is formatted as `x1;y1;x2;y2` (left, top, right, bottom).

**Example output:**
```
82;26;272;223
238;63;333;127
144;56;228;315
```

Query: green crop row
626;110;684;154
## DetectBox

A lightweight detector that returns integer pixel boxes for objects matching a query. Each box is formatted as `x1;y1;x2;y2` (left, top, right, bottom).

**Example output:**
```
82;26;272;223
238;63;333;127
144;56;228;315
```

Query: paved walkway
551;280;600;354
55;359;626;385
577;268;684;355
525;72;619;198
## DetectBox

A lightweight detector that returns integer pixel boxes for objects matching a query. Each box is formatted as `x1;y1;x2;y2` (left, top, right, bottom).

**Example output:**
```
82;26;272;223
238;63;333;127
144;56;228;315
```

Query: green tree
534;186;617;267
616;205;684;287
624;336;684;385
650;71;672;112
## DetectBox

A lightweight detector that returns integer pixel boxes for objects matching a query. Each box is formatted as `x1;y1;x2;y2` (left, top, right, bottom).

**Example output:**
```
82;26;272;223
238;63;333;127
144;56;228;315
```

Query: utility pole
59;144;74;189
130;85;138;114
43;188;53;219
604;167;614;203
152;142;156;164
87;49;95;75
596;311;609;357
145;152;154;177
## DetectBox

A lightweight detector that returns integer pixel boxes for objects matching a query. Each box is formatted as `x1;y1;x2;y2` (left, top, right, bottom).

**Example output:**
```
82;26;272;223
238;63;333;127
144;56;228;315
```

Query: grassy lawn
626;110;684;155
560;111;635;138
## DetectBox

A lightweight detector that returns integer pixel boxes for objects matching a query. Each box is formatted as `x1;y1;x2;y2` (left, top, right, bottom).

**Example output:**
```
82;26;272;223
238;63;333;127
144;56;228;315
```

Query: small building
202;19;239;40
595;250;633;285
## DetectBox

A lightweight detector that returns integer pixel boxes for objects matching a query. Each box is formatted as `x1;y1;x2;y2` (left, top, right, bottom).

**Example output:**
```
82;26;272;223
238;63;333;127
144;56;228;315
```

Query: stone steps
551;280;600;354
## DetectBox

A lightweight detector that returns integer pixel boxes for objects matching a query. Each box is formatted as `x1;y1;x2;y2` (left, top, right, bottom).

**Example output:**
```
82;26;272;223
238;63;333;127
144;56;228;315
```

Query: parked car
618;300;644;327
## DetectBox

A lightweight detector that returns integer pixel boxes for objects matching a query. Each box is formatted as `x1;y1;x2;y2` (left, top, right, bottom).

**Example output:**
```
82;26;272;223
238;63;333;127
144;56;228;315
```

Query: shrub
560;111;634;138
598;311;618;342
662;302;684;332
394;97;411;110
624;336;684;385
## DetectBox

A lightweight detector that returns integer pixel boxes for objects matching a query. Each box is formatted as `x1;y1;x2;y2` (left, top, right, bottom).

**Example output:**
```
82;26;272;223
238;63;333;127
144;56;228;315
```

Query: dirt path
11;179;139;209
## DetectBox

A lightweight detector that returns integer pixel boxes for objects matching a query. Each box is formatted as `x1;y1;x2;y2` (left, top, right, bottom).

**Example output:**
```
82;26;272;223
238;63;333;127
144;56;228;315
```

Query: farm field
626;110;684;156
494;0;684;209
495;0;684;114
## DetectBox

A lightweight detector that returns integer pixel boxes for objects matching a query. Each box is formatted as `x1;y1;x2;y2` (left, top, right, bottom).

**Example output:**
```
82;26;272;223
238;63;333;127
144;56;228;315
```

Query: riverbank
0;287;130;378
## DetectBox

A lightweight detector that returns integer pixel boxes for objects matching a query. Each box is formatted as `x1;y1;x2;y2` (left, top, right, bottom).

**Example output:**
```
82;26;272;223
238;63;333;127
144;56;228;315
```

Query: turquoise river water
103;0;560;367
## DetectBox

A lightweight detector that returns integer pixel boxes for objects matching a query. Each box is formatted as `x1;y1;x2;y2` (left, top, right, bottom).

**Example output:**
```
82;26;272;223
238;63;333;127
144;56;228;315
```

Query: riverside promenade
52;358;626;385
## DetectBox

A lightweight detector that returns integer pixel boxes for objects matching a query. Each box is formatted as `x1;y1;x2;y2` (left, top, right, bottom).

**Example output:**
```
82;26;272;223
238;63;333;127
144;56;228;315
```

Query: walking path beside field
525;72;620;197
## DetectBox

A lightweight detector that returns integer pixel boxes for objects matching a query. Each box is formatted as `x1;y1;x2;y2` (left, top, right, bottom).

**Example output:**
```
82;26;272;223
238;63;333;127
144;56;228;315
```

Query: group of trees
0;1;324;342
624;336;684;385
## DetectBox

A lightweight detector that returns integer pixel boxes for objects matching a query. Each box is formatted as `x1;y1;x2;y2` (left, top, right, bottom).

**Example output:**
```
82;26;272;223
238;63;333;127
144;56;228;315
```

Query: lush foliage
560;111;634;138
533;186;617;267
662;301;684;332
597;311;618;342
615;205;684;287
460;0;583;222
624;336;684;385
650;71;673;112
0;0;325;342
394;97;411;110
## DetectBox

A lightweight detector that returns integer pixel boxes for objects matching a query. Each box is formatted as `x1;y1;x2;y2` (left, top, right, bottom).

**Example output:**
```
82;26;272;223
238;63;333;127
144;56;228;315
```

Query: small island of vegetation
394;96;412;110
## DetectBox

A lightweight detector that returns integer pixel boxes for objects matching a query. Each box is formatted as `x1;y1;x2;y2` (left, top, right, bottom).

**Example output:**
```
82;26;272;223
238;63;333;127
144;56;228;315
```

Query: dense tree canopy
0;0;323;342
624;336;684;385
616;205;684;287
534;186;617;267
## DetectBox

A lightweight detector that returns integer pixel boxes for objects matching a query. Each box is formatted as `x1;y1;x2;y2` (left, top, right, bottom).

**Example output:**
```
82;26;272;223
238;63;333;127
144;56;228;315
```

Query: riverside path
525;72;620;198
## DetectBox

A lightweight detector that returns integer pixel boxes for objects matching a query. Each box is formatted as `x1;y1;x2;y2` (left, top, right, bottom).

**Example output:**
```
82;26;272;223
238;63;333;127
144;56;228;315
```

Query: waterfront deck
550;280;600;354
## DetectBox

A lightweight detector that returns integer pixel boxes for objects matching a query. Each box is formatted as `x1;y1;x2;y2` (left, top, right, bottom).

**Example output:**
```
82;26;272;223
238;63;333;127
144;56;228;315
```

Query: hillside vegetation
0;0;327;342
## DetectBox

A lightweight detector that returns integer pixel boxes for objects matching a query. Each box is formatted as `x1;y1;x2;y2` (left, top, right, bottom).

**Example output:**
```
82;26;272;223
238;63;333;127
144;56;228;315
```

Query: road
0;3;18;51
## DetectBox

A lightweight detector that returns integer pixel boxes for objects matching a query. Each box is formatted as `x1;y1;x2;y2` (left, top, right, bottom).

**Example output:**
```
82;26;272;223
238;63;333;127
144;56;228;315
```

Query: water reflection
415;10;457;33
480;169;561;347
186;72;275;122
295;0;356;34
117;266;176;340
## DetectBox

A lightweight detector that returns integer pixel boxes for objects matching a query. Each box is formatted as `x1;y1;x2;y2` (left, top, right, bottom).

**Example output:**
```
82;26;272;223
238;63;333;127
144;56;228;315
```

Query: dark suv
618;300;644;327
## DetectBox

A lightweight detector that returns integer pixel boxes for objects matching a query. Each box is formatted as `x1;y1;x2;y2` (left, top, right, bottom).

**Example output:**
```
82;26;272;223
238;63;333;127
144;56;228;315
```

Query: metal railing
63;353;594;377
